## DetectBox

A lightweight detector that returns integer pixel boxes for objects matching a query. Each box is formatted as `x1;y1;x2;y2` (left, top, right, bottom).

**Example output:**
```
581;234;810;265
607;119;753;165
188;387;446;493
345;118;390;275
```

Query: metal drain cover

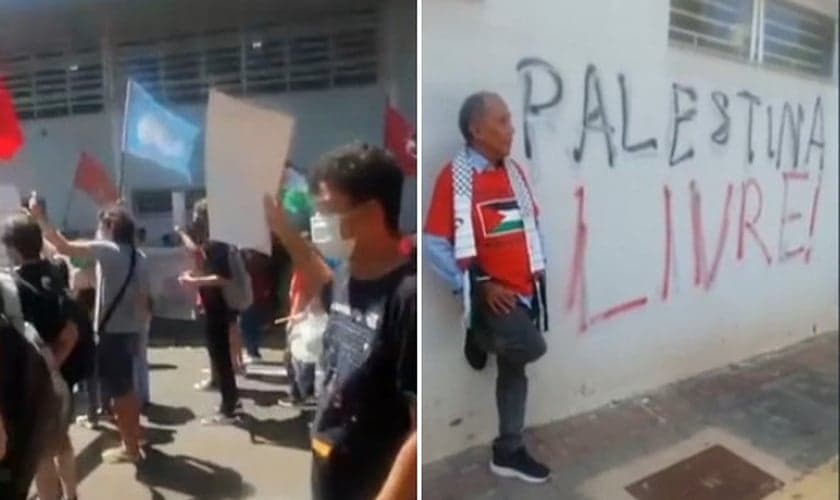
625;444;784;500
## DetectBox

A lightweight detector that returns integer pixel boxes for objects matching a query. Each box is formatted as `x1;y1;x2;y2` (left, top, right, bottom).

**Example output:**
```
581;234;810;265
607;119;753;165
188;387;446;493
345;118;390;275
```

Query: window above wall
762;0;836;77
669;0;755;60
0;48;104;120
133;187;206;216
669;0;837;80
116;8;379;105
0;8;380;120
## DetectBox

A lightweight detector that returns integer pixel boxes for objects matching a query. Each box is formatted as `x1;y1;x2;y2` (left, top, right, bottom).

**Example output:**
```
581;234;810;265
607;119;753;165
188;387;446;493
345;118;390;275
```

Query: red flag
74;152;119;206
0;78;24;161
385;104;416;176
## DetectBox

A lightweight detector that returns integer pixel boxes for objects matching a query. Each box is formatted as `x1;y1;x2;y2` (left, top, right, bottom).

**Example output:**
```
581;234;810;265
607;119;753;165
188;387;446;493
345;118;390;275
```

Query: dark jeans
471;298;547;455
205;311;239;415
293;359;316;399
204;311;239;416
240;305;265;357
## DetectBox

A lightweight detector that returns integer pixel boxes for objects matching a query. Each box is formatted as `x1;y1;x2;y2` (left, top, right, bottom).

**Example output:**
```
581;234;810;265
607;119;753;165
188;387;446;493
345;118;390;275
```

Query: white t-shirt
90;241;150;334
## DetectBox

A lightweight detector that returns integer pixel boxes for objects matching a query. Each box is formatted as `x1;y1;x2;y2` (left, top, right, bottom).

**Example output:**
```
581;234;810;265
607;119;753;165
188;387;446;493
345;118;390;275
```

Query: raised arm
263;194;332;292
175;226;199;253
28;198;94;260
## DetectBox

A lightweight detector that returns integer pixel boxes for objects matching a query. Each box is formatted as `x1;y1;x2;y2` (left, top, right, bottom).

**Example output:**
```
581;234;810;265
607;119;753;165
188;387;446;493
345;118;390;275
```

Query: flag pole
61;157;79;230
117;79;131;200
117;150;126;201
60;188;75;230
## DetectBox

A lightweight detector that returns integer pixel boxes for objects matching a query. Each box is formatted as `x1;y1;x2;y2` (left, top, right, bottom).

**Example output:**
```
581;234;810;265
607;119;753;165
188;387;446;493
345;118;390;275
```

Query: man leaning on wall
424;91;551;484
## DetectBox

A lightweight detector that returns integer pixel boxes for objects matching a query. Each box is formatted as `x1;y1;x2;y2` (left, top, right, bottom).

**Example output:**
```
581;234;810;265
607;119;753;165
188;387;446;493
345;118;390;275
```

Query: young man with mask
30;200;151;464
263;143;416;500
177;199;241;424
2;214;80;500
425;92;550;483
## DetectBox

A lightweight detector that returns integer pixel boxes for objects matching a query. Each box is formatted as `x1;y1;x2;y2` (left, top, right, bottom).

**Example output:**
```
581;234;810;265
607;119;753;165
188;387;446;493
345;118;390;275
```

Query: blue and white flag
122;80;199;181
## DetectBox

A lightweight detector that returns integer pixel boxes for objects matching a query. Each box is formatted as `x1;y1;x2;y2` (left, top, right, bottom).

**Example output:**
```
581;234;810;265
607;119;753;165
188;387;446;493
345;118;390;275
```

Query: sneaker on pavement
490;447;551;483
102;446;141;464
194;378;217;391
76;415;100;429
201;413;237;426
300;396;318;410
276;395;303;408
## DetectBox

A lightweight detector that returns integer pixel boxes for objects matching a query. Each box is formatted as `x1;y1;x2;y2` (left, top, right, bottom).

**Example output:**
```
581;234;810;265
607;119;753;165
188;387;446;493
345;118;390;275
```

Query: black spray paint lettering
670;83;697;166
804;96;825;170
710;90;730;145
517;57;564;160
618;73;657;153
766;105;775;159
736;90;761;164
776;102;804;169
513;59;828;171
573;64;615;167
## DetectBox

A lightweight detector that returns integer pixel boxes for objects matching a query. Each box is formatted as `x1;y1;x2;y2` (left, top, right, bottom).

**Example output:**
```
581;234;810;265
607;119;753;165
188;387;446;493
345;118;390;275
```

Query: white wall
422;0;839;462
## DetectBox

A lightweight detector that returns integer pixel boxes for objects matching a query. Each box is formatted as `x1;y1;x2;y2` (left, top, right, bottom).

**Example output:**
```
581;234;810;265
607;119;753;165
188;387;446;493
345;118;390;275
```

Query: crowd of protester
0;143;416;500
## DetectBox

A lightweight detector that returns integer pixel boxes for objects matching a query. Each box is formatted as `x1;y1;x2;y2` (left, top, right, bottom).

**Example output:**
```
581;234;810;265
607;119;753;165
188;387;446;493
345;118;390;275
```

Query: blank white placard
205;90;295;253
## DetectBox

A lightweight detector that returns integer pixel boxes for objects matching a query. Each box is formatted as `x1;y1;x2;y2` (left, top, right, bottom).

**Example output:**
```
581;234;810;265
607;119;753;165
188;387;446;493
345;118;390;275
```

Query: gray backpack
222;246;253;312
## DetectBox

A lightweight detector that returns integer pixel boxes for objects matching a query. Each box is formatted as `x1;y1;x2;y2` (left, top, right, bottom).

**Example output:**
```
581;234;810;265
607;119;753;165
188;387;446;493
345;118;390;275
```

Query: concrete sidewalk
68;346;313;499
422;332;839;500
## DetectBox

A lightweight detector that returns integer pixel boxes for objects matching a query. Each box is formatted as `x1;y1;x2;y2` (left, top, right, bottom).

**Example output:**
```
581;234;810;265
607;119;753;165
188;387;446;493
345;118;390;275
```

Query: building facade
0;0;416;241
422;0;838;462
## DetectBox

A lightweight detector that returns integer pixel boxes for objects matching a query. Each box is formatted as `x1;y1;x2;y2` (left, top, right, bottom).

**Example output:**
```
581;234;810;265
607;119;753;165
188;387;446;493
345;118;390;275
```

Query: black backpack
0;273;58;494
59;296;96;388
13;262;95;388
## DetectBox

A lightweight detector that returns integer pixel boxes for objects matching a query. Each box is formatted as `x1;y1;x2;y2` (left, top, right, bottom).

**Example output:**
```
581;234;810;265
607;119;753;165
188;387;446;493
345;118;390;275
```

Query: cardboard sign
204;90;294;253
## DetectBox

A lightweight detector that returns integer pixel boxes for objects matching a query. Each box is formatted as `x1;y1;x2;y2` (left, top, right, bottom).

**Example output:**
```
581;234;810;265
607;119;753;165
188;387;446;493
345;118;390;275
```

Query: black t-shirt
0;275;60;489
199;240;232;315
15;260;70;347
312;261;416;496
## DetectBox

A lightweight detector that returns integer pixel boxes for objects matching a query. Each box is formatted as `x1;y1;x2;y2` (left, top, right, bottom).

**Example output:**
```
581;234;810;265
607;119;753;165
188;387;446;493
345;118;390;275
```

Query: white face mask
310;212;355;261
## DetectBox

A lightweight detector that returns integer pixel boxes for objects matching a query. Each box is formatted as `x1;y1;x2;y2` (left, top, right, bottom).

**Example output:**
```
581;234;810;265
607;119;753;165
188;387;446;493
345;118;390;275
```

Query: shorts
97;333;138;399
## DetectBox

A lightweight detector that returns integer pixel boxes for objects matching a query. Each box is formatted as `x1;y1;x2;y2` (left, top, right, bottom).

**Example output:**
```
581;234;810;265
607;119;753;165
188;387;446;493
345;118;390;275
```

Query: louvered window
117;9;379;104
0;48;104;120
669;0;836;79
2;8;379;120
669;0;755;60
763;0;836;78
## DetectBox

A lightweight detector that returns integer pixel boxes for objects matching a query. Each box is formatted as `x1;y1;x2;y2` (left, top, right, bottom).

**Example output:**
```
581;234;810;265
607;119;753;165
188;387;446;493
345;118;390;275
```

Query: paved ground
422;332;839;500
68;345;313;500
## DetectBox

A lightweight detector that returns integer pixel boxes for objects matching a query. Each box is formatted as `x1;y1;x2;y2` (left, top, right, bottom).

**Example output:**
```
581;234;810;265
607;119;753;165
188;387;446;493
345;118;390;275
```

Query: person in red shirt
424;92;550;483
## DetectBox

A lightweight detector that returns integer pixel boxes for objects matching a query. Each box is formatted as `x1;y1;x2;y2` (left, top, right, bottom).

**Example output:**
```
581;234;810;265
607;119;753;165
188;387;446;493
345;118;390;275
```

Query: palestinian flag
477;198;524;237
